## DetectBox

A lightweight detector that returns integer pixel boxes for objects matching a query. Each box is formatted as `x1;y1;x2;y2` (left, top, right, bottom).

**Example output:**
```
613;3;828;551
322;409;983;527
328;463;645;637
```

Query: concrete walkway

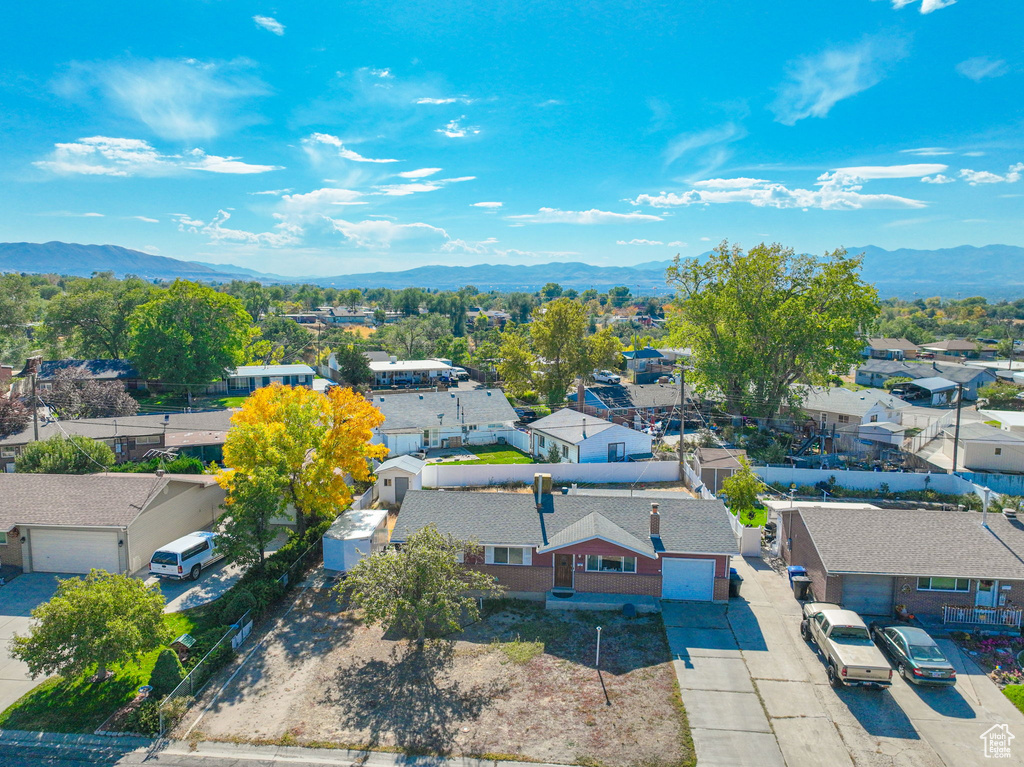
0;574;61;712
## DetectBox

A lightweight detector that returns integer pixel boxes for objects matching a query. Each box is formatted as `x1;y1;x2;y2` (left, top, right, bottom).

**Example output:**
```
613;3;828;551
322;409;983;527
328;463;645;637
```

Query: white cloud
368;68;393;79
398;168;442;178
248;188;293;196
436;117;480;138
956;57;1008;82
901;147;953;156
890;0;956;12
771;36;907;125
34;136;280;176
253;15;284;35
131;215;159;222
508;208;663;224
959;163;1024;185
304;133;399;163
415;96;474;105
664;123;746;172
471;201;503;208
55;58;269;141
173;210;301;247
279;187;364;217
373;176;474;197
830;163;946;179
921;174;955;184
692;177;771;189
962;151;986;157
328;217;448;249
440;238;578;260
617;239;664;246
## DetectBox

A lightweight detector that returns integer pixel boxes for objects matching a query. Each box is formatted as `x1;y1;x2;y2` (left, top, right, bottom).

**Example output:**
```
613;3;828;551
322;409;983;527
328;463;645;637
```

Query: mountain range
2;241;1024;298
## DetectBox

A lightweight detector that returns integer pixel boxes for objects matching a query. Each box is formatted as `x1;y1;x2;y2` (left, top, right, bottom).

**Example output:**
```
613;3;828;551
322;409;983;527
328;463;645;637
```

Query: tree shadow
321;640;504;755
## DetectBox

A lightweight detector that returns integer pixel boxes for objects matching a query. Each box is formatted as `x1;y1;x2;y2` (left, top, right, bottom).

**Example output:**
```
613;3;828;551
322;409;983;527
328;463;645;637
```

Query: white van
149;531;223;581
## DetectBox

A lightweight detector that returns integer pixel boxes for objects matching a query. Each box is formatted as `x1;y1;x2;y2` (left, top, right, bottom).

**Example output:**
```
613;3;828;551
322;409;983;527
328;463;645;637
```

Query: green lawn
133;392;248;410
1005;685;1024;715
0;607;222;734
731;507;767;528
444;445;535;465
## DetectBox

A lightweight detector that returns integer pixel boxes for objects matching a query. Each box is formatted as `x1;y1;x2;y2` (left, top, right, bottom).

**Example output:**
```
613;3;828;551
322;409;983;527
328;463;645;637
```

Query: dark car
868;623;957;686
514;407;538;424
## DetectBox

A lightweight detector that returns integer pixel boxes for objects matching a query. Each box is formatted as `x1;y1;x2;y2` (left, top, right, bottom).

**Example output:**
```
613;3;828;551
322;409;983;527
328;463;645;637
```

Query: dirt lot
189;587;690;766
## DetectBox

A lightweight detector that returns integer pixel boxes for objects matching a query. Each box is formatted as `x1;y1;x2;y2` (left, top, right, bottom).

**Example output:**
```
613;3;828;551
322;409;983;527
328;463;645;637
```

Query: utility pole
950;383;964;475
17;357;41;442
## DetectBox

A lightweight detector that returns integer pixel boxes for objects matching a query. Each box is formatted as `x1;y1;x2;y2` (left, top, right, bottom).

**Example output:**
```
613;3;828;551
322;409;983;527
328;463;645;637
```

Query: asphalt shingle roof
858;360;996;385
37;359;141;381
230;364;314;377
375;455;427;474
373;389;517;432
797;507;1024;580
0;410;235;447
392;490;738;555
588;382;685;411
795;386;910;418
529;408;616;444
538;512;656;557
865;338;920;352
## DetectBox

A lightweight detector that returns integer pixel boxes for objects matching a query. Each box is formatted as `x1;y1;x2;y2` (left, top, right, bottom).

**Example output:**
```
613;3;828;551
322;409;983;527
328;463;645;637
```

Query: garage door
842;575;894;616
30;529;120;574
661;557;716;601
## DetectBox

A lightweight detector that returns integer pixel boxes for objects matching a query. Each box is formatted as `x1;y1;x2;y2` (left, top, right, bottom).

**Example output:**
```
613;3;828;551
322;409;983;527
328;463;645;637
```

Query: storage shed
375;455;426;506
323;508;391;573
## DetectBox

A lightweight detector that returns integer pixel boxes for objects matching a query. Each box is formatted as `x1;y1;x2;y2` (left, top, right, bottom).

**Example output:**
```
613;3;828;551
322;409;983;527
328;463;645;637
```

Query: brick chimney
650;502;660;536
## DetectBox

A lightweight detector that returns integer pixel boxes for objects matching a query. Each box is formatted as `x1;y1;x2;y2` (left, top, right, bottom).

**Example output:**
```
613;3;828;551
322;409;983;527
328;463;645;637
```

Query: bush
219;588;257;625
517;390;539;405
249;579;286;614
123;699;161;736
149;649;186;697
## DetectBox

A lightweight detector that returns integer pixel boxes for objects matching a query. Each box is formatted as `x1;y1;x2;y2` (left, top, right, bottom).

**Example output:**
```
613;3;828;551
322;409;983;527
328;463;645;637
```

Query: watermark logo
981;724;1014;759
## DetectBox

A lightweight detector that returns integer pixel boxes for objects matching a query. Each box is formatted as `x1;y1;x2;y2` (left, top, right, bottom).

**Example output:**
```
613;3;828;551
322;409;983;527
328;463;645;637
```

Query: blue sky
2;0;1021;277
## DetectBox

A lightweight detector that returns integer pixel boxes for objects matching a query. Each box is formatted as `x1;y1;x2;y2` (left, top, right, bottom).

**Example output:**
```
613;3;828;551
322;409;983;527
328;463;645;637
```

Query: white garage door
662;557;716;601
842;575;894;616
30;529;120;574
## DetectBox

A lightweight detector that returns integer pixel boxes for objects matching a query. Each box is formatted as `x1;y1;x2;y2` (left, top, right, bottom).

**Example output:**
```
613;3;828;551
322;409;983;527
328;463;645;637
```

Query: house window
917;576;970;592
837;414;850;424
585;555;637;573
136;435;160;445
562;445;569;459
422;429;430;443
538;436;546;448
383;478;392;486
0;449;14;458
608;442;625;462
869;415;878;423
995;448;1002;456
491;546;525;565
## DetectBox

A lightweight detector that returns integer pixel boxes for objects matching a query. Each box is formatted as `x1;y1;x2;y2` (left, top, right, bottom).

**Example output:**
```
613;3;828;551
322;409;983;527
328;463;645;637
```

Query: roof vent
155;469;165;478
486;391;492;396
419;394;424;400
1004;508;1018;520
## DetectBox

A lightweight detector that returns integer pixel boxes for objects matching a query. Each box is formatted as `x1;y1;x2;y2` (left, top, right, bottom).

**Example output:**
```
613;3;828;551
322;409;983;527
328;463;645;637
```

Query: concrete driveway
139;558;242;614
0;574;62;711
668;557;1024;767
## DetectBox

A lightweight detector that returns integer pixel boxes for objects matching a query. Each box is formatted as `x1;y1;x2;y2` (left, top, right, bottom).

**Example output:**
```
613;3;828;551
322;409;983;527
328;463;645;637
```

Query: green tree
540;282;563;302
503;292;535;323
149;648;186;697
373;308;386;325
330;344;372;386
42;274;156;359
376;314;452;359
0;392;30;439
16;434;115;474
882;376;912;391
720;456;762;512
607;286;632;308
395;287;425;316
251;315;311;364
547;441;562;464
0;274;38;365
341;525;502;644
129;281;254;404
979;381;1021;408
666;241;878;418
10;570;168;680
496;327;536;397
217;469;287;573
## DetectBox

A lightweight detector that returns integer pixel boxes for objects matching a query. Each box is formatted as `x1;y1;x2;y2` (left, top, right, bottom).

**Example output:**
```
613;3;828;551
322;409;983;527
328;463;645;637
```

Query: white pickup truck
800;602;893;689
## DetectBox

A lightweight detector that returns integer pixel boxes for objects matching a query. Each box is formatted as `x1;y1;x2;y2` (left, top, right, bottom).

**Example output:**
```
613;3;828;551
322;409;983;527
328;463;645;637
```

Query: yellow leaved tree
219;385;389;535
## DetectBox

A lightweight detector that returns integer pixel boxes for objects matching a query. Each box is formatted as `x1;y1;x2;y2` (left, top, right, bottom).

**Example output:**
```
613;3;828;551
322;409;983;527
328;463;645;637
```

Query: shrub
149;649;186;697
123;699;161;736
219;588;257;625
249;579;286;614
517;390;540;405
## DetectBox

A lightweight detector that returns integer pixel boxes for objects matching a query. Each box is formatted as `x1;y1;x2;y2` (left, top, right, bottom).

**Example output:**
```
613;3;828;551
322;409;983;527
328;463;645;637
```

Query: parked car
869;623;957;686
514;407;538;423
149;531;224;581
451;367;470;381
800;602;892;688
594;370;621;384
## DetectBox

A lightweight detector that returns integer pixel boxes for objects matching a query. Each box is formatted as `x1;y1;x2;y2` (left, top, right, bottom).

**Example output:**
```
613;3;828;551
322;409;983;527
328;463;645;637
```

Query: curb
0;728;154;750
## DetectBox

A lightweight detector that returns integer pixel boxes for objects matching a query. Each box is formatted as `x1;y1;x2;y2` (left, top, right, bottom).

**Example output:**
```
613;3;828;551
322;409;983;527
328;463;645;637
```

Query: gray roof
530;408;616;444
589;382;685;411
230;364;314;377
373;389;517;432
0;410;235;448
695;447;746;470
392;490;738;555
0;473;214;531
363;351;392;363
906;376;957;393
796;506;1024;580
538;512;656;557
795;386;909;417
375;455;426;474
858;360;996;385
943;422;1024;444
865;338;920;352
37;359;141;381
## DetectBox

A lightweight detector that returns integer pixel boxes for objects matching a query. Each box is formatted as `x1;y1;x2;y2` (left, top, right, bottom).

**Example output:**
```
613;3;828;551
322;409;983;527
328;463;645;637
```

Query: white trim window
485;546;531;566
586;554;636;573
917;576;970;592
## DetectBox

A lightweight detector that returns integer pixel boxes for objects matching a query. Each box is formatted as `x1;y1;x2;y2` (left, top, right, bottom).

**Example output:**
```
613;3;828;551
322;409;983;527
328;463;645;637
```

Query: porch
917;605;1023;636
544;590;660;614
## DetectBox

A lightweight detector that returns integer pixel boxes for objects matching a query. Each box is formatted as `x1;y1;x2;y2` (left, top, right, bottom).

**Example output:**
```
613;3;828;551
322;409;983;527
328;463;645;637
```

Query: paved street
666;557;1024;767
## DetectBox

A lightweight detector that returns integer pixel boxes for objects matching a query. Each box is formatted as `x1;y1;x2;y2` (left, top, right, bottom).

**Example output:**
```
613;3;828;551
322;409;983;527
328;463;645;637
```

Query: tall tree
252;315;311;364
496;326;536;397
42;275;156;359
11;570;167;681
540;282;563;302
16;434;115;474
330;344;372;386
217;468;287;573
342;525;502;644
0;392;30;439
607;286;633;308
219;385;388;535
395;287;425;316
376;314;452;359
42;368;139;419
503;292;535;324
666;241;878;418
0;274;38;365
129;281;254;404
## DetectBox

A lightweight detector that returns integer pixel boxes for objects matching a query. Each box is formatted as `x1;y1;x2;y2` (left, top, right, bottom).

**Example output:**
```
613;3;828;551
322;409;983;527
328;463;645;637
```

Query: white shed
375;455;426;505
323;507;391;573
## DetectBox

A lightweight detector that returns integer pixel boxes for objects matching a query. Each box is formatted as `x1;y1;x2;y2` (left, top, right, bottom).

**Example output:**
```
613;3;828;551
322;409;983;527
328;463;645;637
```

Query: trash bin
787;565;807;587
729;567;743;598
792;575;812;600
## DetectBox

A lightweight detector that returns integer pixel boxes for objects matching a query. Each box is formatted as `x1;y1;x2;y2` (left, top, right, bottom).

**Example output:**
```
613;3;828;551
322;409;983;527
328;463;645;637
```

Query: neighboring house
36;359;147;390
0;472;224;575
467;308;511;328
529;408;653;463
779;505;1024;627
854;360;996;400
583;381;690;431
919;339;997;362
691;447;748;494
621;346;670;384
371;389;518;456
325;307;372;325
862;338;920;360
941;423;1024;473
374;455;425;505
362;350;392;364
391;485;738;602
0;410;234;472
982;410;1024;434
789;386;910;451
220;364;315;393
369;357;453;388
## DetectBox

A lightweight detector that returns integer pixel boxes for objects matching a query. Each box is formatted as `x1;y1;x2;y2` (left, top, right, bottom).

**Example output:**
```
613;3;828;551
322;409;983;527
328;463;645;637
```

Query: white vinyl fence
754;466;980;496
902;409;956;453
422;460;680;488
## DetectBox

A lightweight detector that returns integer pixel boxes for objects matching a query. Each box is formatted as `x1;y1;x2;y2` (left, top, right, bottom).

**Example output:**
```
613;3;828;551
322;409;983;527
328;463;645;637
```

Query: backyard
132;391;248;410
433;444;534;466
186;589;691;766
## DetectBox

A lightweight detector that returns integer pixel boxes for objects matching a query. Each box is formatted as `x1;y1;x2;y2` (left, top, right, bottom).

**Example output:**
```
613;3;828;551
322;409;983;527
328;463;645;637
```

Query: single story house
371;389;518;456
779;505;1024;627
855;360;996;400
374;455;426;505
529;408;653;463
941;422;1024;473
323;507;390;573
862;338;920;361
467;308;511;328
221;364;315;393
793;386;909;431
621;346;670;384
369;357;453;388
362;350;392;364
326;307;372;325
0;410;234;472
919;339;997;362
0;472;224;575
391;485;738;602
691;447;748;494
981;410;1024;434
36;359;147;390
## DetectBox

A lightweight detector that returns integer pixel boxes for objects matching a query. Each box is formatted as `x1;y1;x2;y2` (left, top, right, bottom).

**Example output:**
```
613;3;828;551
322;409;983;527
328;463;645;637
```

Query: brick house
779;506;1024;629
391;481;738;603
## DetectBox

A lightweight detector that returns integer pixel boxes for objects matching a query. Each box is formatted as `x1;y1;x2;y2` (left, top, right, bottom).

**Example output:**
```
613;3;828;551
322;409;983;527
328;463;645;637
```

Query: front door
976;579;998;607
554;554;574;589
